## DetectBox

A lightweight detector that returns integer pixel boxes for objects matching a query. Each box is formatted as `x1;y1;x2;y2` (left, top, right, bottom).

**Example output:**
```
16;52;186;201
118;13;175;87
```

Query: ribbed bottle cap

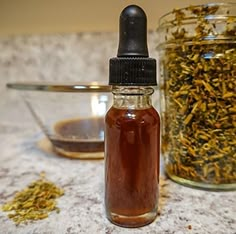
109;57;156;86
109;5;156;86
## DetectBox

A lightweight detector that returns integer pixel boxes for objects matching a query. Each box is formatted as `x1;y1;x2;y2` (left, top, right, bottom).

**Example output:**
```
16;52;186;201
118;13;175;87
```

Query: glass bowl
7;82;112;159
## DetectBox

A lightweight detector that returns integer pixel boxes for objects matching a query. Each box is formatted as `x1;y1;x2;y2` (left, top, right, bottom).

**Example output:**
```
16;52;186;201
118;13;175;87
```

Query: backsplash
0;31;158;88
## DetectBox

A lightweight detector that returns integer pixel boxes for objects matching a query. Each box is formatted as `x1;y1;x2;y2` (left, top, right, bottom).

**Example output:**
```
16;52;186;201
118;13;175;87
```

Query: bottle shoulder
105;106;160;124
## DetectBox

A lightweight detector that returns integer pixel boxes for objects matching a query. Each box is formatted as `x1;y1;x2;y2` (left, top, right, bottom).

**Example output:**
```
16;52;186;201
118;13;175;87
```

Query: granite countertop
0;32;235;234
0;98;235;234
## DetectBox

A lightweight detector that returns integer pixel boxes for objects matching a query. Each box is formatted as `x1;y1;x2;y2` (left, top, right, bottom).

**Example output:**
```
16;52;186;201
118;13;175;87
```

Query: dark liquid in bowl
51;117;105;153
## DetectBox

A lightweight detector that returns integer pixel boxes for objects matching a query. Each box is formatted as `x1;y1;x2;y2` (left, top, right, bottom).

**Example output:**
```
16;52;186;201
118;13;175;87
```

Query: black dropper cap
109;5;156;86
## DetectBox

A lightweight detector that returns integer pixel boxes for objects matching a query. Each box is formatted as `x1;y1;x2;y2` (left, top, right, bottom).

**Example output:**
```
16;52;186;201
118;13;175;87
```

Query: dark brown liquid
51;117;104;153
105;106;160;227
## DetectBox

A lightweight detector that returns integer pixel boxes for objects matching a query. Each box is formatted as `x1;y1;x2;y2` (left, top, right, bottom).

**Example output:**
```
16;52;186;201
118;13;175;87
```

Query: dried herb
1;173;64;225
159;5;236;185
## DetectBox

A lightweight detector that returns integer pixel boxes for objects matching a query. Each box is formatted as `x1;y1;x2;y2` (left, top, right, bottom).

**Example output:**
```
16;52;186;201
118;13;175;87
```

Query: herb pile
159;4;236;185
2;173;64;225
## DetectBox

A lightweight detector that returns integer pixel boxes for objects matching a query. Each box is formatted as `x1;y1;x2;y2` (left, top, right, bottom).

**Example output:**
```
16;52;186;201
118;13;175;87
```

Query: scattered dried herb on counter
158;4;236;186
1;172;64;225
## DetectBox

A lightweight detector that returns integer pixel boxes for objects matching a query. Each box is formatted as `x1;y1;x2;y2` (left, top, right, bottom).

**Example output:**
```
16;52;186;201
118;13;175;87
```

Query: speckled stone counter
0;33;236;234
0;123;235;234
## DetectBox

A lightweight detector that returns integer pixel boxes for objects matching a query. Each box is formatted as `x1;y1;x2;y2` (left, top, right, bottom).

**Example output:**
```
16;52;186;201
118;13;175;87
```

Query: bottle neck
112;86;154;109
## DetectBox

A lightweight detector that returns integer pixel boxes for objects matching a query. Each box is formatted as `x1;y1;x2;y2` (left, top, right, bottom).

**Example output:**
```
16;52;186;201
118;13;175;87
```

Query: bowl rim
6;82;112;93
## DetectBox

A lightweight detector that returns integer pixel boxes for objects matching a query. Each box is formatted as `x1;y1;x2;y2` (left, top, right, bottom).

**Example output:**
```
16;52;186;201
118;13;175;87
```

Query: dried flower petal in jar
157;3;236;190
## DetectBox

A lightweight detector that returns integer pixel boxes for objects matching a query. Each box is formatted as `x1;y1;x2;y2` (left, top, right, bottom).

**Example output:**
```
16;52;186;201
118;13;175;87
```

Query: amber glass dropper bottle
105;5;160;228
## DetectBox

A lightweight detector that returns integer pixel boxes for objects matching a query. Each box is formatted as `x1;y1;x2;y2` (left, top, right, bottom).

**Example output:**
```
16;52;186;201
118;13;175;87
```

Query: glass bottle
105;86;160;227
105;5;160;227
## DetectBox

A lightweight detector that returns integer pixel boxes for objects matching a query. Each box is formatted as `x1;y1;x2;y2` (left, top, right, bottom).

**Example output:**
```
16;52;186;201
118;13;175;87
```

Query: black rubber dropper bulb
109;5;156;86
117;5;148;57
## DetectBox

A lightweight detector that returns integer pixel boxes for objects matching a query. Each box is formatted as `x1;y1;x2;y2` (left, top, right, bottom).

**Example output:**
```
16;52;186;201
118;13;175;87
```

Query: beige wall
0;0;229;36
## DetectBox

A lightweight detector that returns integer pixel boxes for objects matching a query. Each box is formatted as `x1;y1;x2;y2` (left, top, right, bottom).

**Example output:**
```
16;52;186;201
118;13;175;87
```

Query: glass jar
157;3;236;190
